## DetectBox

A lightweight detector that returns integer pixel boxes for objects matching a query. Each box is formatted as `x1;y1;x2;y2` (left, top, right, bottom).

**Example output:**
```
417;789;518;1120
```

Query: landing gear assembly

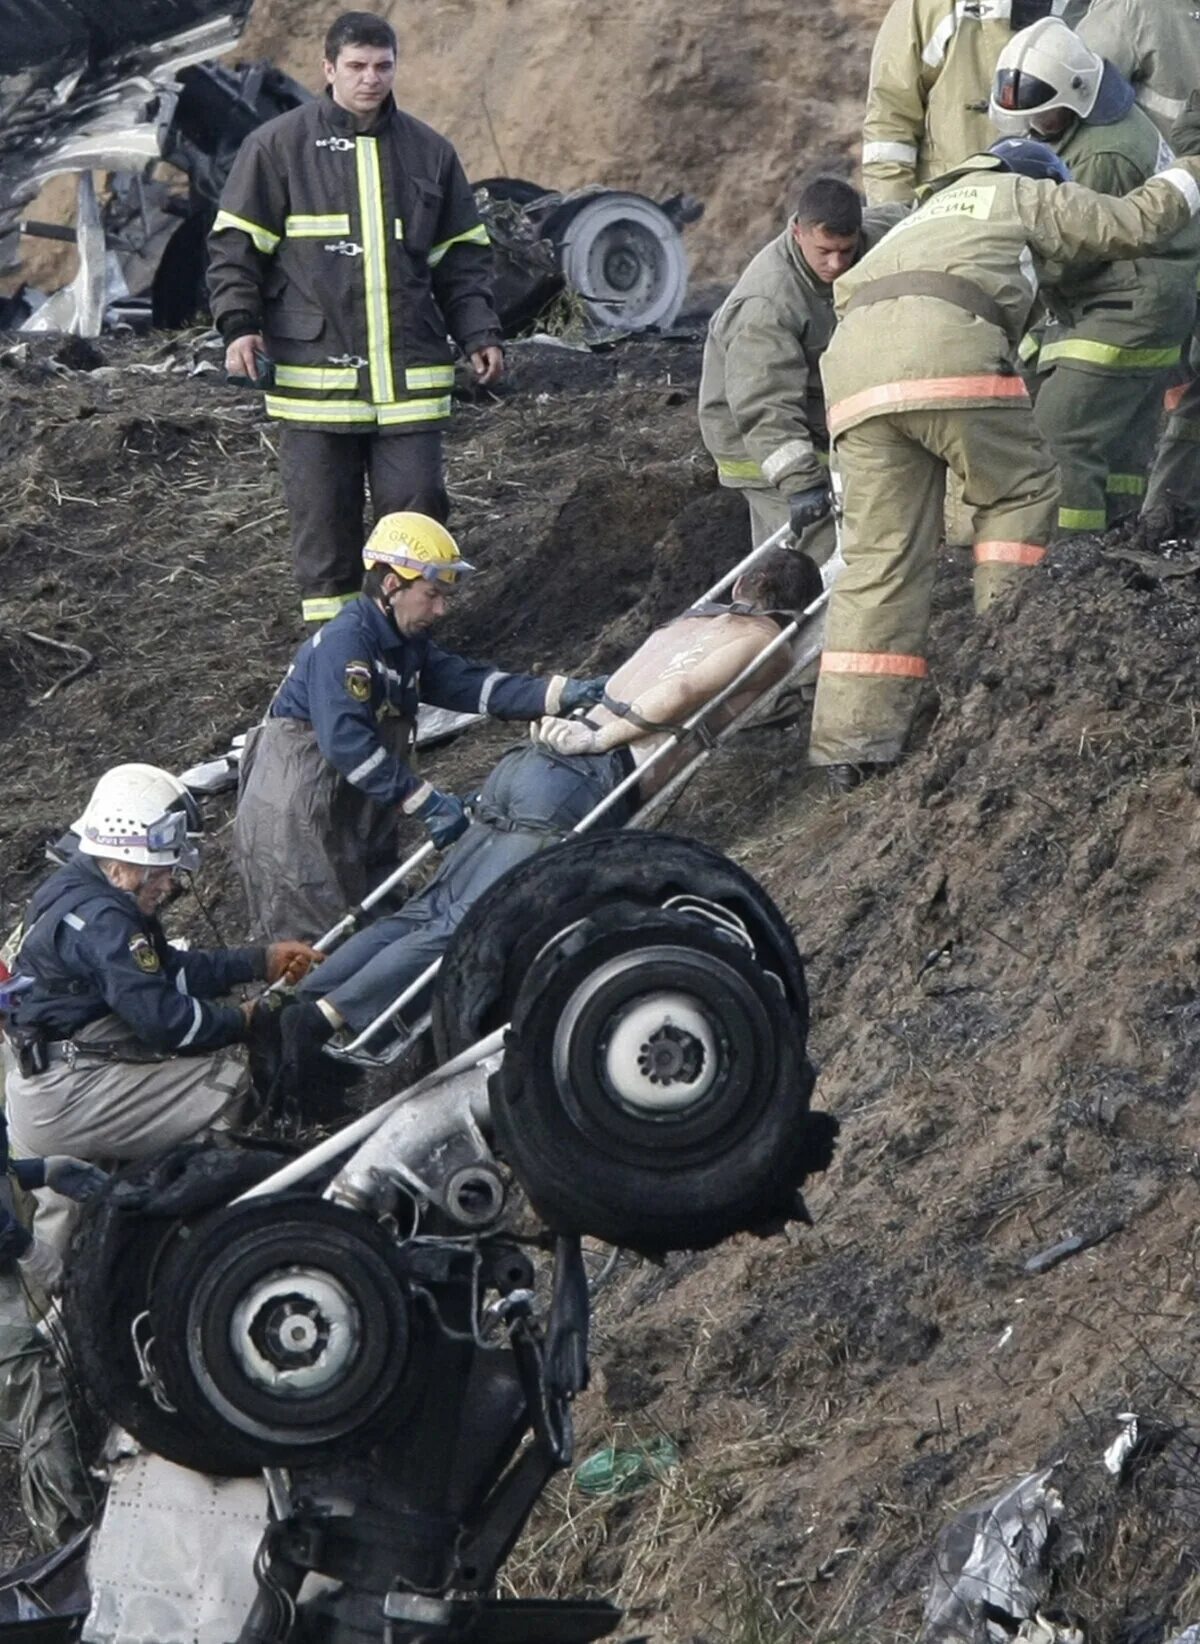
52;835;836;1644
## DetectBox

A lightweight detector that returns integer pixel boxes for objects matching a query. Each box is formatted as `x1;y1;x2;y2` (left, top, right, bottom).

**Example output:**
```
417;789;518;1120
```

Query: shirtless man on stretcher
279;546;822;1071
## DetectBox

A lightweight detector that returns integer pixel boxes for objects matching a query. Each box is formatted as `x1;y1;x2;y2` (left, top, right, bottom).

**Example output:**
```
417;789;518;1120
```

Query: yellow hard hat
362;512;475;584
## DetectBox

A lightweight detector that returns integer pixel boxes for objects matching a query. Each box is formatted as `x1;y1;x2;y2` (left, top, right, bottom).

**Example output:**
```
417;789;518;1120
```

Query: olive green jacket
698;207;906;495
1038;106;1200;372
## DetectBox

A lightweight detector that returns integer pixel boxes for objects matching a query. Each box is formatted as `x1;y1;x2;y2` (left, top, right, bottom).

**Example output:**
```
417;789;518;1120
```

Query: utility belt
844;270;1011;339
8;1026;168;1077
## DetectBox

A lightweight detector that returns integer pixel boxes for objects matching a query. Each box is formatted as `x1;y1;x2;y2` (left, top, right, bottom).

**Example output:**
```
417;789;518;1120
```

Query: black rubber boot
825;761;893;795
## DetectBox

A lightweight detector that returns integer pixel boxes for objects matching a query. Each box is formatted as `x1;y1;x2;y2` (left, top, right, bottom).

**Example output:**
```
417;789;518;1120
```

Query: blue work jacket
270;595;553;806
11;856;262;1054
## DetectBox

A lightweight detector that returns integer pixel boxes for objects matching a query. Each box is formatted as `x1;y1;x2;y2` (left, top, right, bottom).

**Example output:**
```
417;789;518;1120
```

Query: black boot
271;1001;355;1128
825;761;893;795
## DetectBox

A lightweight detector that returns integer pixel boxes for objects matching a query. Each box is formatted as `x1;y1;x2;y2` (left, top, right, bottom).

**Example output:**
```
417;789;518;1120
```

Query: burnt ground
3;327;1200;1641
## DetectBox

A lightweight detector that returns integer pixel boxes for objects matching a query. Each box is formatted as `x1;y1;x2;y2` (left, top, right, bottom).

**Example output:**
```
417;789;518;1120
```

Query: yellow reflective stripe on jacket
212;210;280;255
1041;338;1183;371
717;458;765;481
717;449;829;484
1106;473;1146;496
273;364;360;391
394;218;405;238
354;136;395;405
301;593;358;623
265;395;377;423
284;213;351;237
1058;506;1107;530
264;394;451;425
427;223;490;268
377;396;452;425
404;365;455;390
1018;333;1040;363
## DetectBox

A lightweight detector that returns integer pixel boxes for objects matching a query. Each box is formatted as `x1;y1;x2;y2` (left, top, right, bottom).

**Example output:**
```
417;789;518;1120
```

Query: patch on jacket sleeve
344;660;373;703
129;934;160;973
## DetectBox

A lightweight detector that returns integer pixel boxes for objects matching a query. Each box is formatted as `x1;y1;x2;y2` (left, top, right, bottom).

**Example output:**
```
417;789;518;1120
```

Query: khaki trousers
3;1018;247;1255
1034;363;1167;531
809;405;1059;768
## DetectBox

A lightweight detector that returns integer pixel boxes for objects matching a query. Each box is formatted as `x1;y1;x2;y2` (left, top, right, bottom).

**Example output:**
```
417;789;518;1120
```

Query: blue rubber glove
788;486;832;535
559;676;609;714
414;788;470;850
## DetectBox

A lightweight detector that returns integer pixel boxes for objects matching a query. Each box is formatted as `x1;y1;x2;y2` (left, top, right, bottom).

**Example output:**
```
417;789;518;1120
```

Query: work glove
18;1237;63;1297
558;676;609;715
42;1157;109;1202
264;940;325;987
535;717;601;757
412;787;470;851
1170;91;1200;159
788;485;832;537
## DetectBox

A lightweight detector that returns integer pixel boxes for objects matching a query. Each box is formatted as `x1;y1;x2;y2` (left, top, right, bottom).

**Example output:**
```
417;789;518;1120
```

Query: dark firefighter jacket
270;595;563;809
207;92;501;434
11;856;262;1053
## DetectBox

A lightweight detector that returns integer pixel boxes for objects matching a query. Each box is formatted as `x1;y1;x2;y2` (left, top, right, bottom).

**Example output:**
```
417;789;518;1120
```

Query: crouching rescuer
233;512;607;943
809;125;1200;791
2;764;319;1259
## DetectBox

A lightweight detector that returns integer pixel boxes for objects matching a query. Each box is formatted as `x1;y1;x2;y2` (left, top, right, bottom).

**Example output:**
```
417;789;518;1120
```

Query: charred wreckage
0;827;838;1644
0;0;700;338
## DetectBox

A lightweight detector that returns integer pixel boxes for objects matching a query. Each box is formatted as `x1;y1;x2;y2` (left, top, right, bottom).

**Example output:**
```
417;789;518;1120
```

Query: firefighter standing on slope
207;11;504;625
807;125;1200;791
860;0;1082;207
232;513;607;944
991;19;1200;531
1074;3;1200;526
699;177;907;557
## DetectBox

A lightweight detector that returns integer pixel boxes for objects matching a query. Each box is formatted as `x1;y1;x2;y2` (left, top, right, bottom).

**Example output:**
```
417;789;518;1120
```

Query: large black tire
62;1142;296;1477
431;832;808;1061
147;1198;414;1471
487;901;826;1253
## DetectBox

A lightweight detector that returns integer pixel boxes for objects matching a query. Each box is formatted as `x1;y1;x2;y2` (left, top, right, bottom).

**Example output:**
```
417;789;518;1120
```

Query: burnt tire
487;900;822;1253
147;1198;413;1470
62;1142;295;1477
432;831;808;1061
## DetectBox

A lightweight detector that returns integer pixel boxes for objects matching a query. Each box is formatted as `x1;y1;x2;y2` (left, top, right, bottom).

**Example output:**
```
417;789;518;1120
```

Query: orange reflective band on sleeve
973;540;1046;567
1165;383;1188;413
820;650;929;679
829;374;1029;431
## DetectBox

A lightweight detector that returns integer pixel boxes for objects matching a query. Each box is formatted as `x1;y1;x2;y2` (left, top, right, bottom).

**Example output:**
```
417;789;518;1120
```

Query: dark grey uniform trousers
297;742;635;1032
233;716;414;944
278;428;450;607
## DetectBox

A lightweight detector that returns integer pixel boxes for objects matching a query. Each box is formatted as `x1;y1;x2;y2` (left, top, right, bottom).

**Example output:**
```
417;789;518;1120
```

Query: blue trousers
298;742;634;1031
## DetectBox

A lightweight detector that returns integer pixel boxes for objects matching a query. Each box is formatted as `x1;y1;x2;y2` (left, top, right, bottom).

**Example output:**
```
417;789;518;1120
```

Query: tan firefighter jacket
698;207;906;495
1078;0;1200;140
862;0;1090;204
1035;105;1200;375
207;93;501;434
821;155;1200;438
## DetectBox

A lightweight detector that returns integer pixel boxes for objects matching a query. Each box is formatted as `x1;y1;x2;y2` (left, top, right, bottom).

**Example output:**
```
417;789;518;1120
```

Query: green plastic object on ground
574;1436;679;1497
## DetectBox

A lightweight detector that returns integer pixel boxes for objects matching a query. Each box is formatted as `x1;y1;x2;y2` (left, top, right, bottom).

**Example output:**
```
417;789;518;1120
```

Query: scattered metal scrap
0;4;701;338
922;1468;1065;1644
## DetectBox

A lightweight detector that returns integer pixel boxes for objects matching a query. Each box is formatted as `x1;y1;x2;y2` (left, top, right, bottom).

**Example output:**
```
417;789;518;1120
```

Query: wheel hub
600;990;718;1114
637;1023;705;1086
229;1268;360;1397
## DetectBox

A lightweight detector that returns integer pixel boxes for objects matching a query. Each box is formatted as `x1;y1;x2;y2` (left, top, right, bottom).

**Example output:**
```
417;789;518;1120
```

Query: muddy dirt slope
2;327;1200;1642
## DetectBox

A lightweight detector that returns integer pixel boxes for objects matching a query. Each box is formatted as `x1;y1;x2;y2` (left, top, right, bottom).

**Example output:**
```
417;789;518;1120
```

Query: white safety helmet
75;764;202;872
990;19;1109;136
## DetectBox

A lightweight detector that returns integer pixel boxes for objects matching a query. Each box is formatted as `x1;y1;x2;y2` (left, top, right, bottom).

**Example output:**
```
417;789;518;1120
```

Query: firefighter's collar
917;153;1007;203
321;89;398;136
